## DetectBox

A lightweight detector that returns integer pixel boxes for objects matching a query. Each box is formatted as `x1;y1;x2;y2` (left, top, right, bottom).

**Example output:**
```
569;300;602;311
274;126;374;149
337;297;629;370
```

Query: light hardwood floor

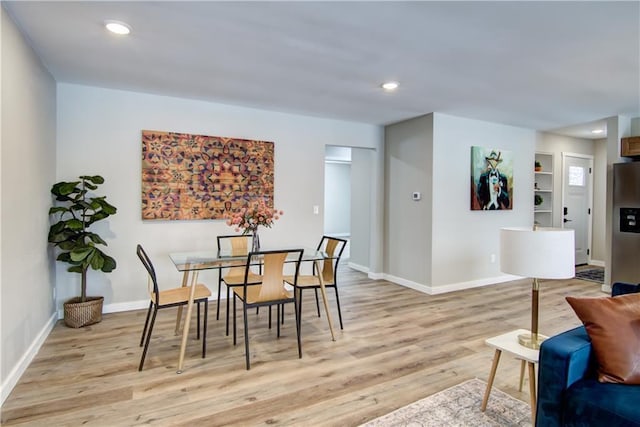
1;269;604;426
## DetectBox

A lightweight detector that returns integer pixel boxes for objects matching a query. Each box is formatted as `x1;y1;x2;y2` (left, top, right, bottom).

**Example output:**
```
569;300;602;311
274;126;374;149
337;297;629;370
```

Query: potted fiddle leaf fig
48;175;117;328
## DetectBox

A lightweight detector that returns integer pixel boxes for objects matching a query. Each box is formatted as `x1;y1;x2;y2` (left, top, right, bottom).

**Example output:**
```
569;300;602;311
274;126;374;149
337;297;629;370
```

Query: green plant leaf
51;181;80;196
82;175;104;185
90;252;105;270
49;206;69;215
101;254;117;272
87;233;107;245
84;182;98;190
70;247;93;262
58;241;77;251
66;219;84;230
101;201;117;215
68;265;83;274
57;252;72;262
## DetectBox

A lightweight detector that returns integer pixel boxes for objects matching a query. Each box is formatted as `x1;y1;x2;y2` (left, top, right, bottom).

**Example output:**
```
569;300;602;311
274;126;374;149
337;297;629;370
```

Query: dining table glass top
169;247;328;272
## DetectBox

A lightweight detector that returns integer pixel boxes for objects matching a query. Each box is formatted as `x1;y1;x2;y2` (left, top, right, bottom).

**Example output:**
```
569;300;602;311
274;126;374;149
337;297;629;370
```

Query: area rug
361;378;531;427
575;268;604;284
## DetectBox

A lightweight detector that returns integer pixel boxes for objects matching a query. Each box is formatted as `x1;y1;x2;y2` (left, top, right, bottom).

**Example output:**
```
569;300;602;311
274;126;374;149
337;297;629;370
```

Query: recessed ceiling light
381;81;399;91
591;129;604;134
105;20;131;35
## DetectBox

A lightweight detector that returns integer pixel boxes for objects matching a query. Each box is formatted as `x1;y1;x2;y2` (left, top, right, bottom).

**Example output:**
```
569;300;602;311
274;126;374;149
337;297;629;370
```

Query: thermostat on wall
412;192;421;201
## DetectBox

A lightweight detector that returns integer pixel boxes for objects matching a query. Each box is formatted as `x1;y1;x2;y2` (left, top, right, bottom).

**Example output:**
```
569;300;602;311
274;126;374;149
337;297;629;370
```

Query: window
569;166;585;186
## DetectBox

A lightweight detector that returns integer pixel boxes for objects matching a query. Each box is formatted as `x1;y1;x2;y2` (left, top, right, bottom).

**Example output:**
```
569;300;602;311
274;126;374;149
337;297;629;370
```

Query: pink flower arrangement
225;199;283;234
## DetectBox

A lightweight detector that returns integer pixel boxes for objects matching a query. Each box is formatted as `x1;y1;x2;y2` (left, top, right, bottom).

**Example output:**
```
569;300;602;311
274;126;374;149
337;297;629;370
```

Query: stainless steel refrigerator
612;162;640;284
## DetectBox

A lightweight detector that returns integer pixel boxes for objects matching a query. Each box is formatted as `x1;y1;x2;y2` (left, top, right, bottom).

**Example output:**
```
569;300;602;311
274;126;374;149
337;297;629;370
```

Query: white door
562;154;594;265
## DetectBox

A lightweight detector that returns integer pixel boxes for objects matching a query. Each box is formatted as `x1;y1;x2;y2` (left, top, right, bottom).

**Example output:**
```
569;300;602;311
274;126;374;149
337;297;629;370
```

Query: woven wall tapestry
141;130;274;220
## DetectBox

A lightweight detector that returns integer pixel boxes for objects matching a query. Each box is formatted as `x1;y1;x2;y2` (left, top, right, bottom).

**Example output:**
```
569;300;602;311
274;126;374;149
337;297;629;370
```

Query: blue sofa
536;282;640;427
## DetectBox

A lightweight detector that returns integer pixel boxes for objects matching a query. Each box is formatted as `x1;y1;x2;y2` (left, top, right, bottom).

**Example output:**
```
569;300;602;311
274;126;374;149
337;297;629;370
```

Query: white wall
384;113;535;293
56;84;382;309
324;162;351;235
384;114;434;285
430;114;535;289
1;7;57;403
350;148;373;270
593;138;607;263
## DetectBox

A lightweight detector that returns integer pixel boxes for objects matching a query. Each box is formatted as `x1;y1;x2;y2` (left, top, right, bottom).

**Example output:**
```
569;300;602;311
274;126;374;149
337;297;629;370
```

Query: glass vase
252;230;260;252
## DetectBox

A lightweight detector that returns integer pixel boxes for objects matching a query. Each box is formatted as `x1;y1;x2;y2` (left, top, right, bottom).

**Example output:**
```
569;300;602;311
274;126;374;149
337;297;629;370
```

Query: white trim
104;299;149;314
57;295;223;318
1;312;58;405
589;259;605;268
382;273;521;295
601;284;612;294
368;272;384;280
348;262;369;274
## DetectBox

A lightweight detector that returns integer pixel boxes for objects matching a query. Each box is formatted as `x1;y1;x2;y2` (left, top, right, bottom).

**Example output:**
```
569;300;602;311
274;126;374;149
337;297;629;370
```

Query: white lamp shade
500;227;575;279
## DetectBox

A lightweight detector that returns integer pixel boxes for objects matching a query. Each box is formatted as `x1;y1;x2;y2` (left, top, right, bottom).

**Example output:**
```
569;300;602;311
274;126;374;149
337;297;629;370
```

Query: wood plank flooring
1;269;604;426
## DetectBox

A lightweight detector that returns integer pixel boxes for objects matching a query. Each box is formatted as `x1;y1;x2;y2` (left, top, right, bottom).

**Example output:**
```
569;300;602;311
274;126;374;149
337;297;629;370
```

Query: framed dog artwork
470;146;513;210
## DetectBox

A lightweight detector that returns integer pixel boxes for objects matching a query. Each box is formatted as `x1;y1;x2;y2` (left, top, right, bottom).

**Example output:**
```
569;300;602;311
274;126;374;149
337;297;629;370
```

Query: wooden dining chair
287;236;347;329
232;249;303;370
216;235;262;336
136;244;211;371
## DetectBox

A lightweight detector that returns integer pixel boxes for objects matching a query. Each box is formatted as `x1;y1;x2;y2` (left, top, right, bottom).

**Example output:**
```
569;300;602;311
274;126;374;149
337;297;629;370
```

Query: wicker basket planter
63;296;104;328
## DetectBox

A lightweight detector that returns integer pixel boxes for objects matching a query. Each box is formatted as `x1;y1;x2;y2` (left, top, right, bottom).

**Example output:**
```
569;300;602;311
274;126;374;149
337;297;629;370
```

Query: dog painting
471;147;513;210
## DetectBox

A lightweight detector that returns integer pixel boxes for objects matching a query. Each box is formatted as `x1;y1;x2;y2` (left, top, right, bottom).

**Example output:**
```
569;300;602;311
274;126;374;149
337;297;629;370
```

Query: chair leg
281;303;285;325
294;292;302;358
216;279;222;321
296;288;303;346
197;301;201;340
202;299;208;358
140;301;153;347
226;285;231;336
314;288;321;317
233;293;237;346
268;306;272;329
139;305;158;371
334;286;344;330
276;304;281;338
243;303;250;370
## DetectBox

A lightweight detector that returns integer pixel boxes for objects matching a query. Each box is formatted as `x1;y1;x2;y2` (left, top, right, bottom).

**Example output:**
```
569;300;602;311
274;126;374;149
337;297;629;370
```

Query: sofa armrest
611;281;640;296
536;326;595;427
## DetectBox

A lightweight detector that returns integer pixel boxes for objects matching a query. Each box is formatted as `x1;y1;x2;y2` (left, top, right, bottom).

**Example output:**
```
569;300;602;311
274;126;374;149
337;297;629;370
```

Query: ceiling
4;1;639;138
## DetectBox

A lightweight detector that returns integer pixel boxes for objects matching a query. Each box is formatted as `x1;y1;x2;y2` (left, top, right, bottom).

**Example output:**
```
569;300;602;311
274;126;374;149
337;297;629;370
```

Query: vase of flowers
225;199;283;252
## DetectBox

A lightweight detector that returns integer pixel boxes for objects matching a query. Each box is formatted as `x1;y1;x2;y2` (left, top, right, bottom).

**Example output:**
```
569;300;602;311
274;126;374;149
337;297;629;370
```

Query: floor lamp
500;227;575;349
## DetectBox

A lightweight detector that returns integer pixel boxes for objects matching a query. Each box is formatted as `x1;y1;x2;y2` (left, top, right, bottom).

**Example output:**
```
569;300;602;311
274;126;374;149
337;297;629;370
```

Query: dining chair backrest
246;249;303;303
136;244;160;301
317;236;347;283
217;235;250;275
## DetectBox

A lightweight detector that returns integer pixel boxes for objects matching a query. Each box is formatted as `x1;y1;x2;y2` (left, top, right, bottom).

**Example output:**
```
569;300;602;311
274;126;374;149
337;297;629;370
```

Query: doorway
562;153;594;265
324;146;374;272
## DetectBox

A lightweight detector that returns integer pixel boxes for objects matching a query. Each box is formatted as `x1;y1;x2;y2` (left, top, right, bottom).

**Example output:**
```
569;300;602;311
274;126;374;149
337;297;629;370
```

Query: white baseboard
368;272;384;280
57;296;224;318
382;273;521;295
348;262;369;274
589;259;605;268
1;311;58;406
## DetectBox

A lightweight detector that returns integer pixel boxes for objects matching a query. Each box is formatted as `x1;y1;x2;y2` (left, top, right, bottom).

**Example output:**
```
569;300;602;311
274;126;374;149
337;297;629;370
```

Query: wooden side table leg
519;359;526;392
481;349;502;412
528;361;537;423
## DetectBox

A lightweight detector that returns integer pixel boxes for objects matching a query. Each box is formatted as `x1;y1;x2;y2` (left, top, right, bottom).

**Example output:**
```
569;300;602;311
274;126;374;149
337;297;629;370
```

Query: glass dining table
168;246;337;373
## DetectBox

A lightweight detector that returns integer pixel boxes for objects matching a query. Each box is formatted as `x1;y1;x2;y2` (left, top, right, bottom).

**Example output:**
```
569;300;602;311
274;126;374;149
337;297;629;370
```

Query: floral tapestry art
141;130;274;220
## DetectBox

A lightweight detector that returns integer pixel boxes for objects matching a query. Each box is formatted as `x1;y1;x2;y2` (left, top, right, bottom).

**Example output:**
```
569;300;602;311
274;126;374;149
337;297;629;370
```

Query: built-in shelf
534;152;553;227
